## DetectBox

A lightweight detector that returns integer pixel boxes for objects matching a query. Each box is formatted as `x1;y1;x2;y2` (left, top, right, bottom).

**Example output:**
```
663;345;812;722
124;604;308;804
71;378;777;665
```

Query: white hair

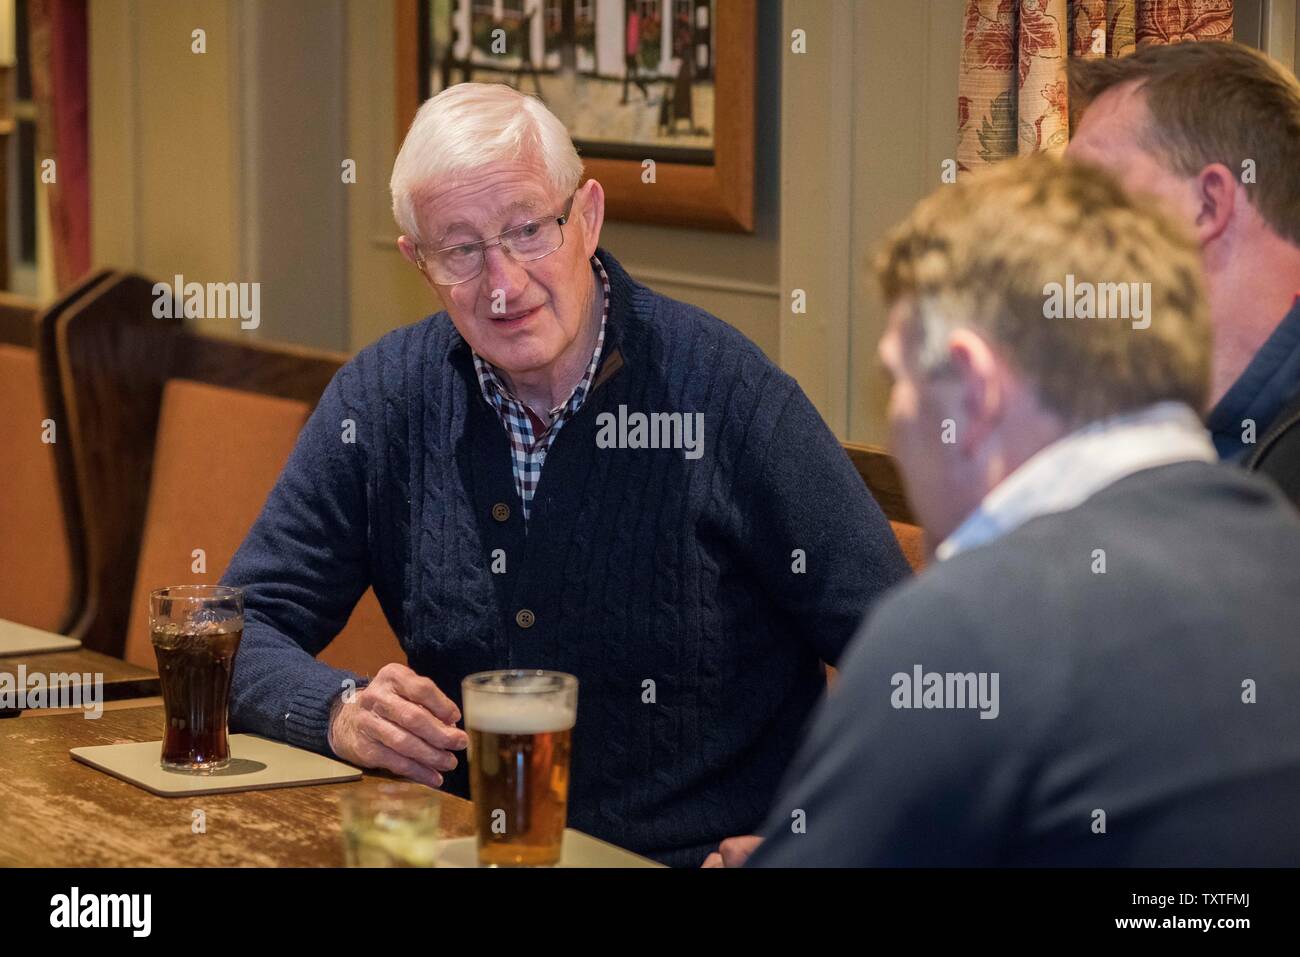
390;83;584;244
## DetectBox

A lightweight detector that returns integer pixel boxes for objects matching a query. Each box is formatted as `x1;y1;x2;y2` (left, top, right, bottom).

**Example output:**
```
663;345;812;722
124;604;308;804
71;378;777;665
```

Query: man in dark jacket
741;155;1300;867
1067;41;1300;506
220;82;910;867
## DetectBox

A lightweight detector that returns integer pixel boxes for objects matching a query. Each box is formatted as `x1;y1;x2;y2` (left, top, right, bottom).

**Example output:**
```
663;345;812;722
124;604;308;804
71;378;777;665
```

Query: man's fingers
371;746;444;789
719;835;763;867
360;710;458;774
383;665;464;729
700;836;764;867
370;693;467;755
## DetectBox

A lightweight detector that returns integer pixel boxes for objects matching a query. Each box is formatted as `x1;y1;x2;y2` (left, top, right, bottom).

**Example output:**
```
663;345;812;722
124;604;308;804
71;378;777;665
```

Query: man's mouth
490;305;542;324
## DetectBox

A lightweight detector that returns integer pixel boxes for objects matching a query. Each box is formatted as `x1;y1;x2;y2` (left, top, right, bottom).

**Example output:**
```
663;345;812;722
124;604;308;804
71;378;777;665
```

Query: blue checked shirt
472;255;610;522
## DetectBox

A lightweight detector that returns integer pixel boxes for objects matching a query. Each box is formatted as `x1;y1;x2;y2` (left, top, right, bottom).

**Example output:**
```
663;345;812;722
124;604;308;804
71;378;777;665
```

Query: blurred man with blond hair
741;155;1300;866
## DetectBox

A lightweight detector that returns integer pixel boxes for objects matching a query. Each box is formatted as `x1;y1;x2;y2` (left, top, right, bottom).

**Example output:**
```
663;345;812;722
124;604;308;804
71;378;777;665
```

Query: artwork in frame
396;0;754;232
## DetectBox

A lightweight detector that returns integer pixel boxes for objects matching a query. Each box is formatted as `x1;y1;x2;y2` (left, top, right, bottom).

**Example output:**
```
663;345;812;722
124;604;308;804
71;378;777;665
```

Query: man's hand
701;835;764;868
327;663;468;788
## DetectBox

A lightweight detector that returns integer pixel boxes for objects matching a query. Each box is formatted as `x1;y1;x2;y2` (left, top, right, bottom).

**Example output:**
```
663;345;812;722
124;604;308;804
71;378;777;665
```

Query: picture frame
395;0;755;232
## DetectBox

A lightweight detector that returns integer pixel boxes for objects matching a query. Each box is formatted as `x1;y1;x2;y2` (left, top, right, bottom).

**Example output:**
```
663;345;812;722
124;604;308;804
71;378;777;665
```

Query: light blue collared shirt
936;401;1218;562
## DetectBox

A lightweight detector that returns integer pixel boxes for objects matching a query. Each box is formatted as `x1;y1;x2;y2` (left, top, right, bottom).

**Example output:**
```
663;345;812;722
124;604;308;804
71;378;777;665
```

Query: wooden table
0;648;160;716
0;703;475;866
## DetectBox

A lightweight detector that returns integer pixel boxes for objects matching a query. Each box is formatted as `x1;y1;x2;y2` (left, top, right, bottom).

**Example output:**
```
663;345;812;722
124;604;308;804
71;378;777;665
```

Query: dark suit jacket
1247;387;1300;508
751;462;1300;867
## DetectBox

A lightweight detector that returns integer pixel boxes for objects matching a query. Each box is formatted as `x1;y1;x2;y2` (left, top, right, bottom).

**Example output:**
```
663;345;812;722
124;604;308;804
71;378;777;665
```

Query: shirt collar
1207;293;1300;459
935;401;1218;562
472;255;610;421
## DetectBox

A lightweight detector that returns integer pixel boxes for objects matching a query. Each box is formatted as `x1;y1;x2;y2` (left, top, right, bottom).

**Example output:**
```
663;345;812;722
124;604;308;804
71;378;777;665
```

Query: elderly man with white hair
221;83;909;866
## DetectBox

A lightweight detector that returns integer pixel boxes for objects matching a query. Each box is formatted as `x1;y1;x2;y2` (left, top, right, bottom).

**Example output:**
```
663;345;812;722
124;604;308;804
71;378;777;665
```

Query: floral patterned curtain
958;0;1234;171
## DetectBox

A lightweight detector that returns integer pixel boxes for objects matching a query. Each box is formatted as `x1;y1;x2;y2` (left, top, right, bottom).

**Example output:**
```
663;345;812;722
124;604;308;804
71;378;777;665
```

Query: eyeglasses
416;193;576;285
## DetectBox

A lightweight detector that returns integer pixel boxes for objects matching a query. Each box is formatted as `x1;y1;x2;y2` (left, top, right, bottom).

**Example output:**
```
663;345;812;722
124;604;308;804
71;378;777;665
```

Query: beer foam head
466;695;576;734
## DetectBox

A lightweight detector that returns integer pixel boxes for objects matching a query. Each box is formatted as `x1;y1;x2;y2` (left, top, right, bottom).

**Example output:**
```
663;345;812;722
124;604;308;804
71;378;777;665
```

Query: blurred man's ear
945;328;1006;457
1191;162;1237;245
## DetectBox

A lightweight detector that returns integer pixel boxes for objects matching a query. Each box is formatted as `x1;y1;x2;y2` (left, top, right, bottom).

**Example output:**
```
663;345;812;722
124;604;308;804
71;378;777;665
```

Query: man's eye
445;244;478;259
516;222;542;239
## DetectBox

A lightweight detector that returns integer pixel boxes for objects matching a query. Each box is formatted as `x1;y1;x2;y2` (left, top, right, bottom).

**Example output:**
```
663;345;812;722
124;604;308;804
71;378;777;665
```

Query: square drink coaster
70;733;361;797
434;830;664;868
0;619;81;655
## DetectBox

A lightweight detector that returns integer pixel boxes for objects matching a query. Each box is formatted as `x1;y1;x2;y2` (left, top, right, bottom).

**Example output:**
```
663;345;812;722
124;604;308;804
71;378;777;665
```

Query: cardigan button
515;608;536;629
491;502;510;522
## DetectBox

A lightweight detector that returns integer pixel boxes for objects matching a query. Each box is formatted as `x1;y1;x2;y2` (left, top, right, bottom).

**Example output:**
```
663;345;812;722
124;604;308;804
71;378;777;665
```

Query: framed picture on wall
396;0;755;232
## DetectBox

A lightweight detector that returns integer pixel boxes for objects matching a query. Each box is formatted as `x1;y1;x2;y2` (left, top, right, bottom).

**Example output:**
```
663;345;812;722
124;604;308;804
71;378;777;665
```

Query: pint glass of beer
149;585;244;772
462;670;578;867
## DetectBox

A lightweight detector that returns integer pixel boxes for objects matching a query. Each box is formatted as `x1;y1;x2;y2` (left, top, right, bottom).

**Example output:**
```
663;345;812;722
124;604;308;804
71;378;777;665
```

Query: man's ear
577;179;605;258
946;328;1006;456
1191;162;1237;245
398;235;447;306
397;235;421;267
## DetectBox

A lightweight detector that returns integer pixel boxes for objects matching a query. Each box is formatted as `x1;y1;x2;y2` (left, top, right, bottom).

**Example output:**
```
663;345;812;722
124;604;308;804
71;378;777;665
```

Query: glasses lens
430;244;483;284
426;215;565;284
503;219;562;262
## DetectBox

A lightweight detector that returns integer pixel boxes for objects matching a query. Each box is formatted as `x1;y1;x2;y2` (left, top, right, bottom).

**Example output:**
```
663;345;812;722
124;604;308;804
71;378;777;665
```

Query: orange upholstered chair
888;520;926;574
0;325;75;631
0;274;115;634
56;272;402;676
121;381;306;665
120;380;399;673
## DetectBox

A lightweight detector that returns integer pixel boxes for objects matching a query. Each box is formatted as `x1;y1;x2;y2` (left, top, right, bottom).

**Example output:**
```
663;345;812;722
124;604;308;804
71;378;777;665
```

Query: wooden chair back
842;441;926;572
827;442;926;687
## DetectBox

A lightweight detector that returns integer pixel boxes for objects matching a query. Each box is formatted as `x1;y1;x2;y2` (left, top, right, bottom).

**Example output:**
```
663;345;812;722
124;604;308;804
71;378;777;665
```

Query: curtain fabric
29;0;89;292
958;0;1234;171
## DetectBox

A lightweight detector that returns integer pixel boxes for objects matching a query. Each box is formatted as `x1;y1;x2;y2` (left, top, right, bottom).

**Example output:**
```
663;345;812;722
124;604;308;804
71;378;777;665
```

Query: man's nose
480;244;528;305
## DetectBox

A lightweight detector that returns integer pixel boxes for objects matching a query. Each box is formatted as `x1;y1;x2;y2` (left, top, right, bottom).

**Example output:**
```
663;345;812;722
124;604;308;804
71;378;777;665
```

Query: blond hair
390;83;584;243
1070;41;1300;247
875;154;1210;423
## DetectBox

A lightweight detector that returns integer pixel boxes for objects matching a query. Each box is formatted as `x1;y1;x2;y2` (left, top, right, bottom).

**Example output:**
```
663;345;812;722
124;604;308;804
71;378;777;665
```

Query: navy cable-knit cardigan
221;248;910;867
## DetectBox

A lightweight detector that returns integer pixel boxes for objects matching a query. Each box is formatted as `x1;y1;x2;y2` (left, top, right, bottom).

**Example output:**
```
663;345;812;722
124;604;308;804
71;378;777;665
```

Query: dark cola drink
150;610;243;772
